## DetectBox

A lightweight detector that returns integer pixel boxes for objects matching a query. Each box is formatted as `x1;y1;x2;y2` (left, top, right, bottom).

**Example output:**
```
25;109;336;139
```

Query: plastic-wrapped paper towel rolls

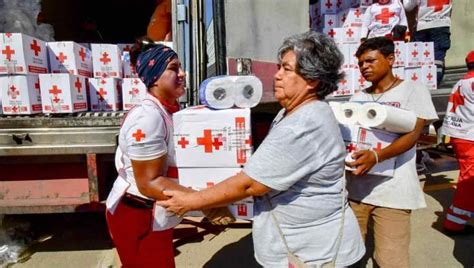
328;101;345;123
233;76;263;108
359;102;417;133
199;76;235;109
337;102;363;125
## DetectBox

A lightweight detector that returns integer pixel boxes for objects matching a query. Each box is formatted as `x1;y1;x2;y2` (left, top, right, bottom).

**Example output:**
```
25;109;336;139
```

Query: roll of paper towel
199;76;235;109
337;102;363;125
359;102;417;133
234;76;263;108
328;101;345;123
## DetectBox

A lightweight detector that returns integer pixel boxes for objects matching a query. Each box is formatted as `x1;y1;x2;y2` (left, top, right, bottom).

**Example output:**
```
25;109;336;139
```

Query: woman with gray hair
158;31;365;267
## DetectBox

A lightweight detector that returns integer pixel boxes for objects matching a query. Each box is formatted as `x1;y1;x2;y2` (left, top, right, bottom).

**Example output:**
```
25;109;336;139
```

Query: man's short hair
355;37;395;58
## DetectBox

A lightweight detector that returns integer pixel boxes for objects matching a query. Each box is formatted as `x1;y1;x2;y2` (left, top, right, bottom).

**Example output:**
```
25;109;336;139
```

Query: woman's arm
157;172;271;216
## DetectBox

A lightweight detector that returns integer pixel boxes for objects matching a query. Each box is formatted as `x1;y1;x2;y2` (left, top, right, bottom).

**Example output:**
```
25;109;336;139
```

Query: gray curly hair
277;31;344;99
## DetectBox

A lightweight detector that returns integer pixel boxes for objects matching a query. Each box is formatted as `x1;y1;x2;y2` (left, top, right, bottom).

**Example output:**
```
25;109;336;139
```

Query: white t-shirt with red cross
348;80;438;209
361;0;408;39
441;72;474;141
404;0;452;31
106;93;181;231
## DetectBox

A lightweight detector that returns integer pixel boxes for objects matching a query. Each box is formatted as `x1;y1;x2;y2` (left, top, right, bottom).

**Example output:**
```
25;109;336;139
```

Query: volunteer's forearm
378;118;425;162
141;177;194;201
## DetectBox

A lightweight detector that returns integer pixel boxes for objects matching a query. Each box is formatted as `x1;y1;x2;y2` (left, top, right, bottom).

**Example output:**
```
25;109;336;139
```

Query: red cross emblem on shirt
375;8;396;25
427;0;450;12
2;45;15;61
56;52;68;63
411;73;418;81
74;78;82;93
346;28;354;38
9;85;19;99
132;129;146;142
30;40;41;56
448;86;465;113
97;88;107;101
79;47;86;61
325;0;333;9
197;130;222;153
100;52;111;65
177;137;189;148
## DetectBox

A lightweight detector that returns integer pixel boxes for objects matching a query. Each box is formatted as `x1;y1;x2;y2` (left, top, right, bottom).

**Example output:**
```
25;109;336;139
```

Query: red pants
106;201;175;268
444;138;474;231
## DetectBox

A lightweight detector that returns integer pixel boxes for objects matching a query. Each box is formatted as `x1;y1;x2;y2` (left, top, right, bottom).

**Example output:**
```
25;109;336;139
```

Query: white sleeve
360;6;372;38
123;109;168;161
405;82;439;124
399;3;409;27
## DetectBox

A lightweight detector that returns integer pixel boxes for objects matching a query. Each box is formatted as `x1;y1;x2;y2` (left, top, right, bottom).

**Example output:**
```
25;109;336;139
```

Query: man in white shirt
404;0;452;85
441;50;474;234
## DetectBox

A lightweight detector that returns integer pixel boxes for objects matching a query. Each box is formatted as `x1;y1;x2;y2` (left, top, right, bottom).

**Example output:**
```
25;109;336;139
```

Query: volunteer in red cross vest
361;0;409;40
403;0;452;85
346;37;438;267
105;38;233;268
440;50;474;234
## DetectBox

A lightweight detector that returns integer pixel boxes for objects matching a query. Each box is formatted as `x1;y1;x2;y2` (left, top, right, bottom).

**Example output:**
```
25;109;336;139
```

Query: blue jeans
413;27;451;85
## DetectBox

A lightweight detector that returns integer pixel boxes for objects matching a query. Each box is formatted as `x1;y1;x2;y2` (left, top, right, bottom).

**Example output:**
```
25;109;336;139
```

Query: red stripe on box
0;67;7;72
28;65;47;73
73;103;87;109
78;69;92;77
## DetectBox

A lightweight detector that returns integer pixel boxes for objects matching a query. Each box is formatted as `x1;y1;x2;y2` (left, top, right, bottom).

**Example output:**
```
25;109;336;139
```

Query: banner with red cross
0;33;48;75
39;73;88;113
0;75;42;115
122;78;147;110
91;44;123;78
88;78;123;111
47;41;92;77
173;107;252;168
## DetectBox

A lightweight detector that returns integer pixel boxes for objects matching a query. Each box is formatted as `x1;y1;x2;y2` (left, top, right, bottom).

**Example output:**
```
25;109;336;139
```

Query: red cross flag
0;75;42;115
91;44;123;78
88;78;123;111
122;78;147;110
39;73;88;114
47;42;92;77
173;107;252;168
421;64;437;90
0;33;48;75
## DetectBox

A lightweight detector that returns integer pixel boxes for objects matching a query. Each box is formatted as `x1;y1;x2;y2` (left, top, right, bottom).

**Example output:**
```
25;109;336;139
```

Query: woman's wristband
371;149;379;164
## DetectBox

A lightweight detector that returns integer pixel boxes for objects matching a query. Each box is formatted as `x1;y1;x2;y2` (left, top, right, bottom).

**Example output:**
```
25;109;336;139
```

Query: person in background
361;0;409;40
440;50;474;235
403;0;452;85
158;31;365;267
105;38;233;268
347;37;438;267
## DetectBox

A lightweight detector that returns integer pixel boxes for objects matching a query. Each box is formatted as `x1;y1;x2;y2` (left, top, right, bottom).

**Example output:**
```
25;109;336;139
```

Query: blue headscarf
136;44;178;88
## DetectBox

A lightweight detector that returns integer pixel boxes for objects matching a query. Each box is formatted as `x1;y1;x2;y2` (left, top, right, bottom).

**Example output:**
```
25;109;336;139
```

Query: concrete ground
5;153;474;268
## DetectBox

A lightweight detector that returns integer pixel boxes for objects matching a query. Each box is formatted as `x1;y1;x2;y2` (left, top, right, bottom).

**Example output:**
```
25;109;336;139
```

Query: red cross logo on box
426;72;433;81
2;45;15;61
328;29;336;38
355;9;362;18
49;85;62;103
132;129;146;142
74;78;82;93
375;8;396;25
197;130;223;153
411;73;418;81
56;52;68;64
346;28;354;38
5;33;12;38
448;86;465;113
30;40;41;56
237;204;248;216
79;47;86;62
411;49;419;58
97;88;107;101
8;85;19;99
427;0;450;12
325;0;333;9
424;50;430;58
100;52;111;65
133;79;140;85
328;19;334;27
129;87;139;97
346;143;357;152
177;137;189;148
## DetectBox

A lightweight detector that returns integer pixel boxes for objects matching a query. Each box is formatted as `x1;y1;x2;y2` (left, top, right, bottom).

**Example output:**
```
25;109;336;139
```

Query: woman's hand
346;150;378;175
157;189;194;217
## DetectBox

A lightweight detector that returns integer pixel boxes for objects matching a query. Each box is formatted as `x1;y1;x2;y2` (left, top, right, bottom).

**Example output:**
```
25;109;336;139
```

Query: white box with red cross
405;42;422;68
333;68;355;97
91;44;123;78
0;33;49;75
0;75;42;115
340;124;398;177
122;78;147;110
420;42;435;66
320;0;338;15
352;68;372;92
117;43;134;54
39;73;88;114
122;52;139;78
178;167;254;219
404;67;422;84
343;8;364;28
47;41;93;78
173;107;252;168
392;67;405;80
393;41;407;68
88;78;123;111
421;64;437;90
323;14;339;29
310;3;322;31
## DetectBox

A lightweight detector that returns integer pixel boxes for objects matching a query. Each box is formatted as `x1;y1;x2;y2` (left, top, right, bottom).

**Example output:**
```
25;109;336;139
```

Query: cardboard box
88;78;123;111
421;64;437;90
0;75;42;114
340;124;398;176
421;42;435;66
173;107;252;168
47;41;92;77
338;9;349;27
91;44;123;78
353;68;372;91
325;27;338;40
39;74;88;114
392;67;405;80
348;43;360;69
333;68;355;96
338;43;350;69
122;78;147;110
122;52;138;78
393;41;406;67
310;3;322;30
229;202;254;220
178;167;241;190
343;8;364;28
0;33;48;75
323;14;339;29
117;43;134;54
405;67;422;84
405;42;422;68
320;0;338;14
